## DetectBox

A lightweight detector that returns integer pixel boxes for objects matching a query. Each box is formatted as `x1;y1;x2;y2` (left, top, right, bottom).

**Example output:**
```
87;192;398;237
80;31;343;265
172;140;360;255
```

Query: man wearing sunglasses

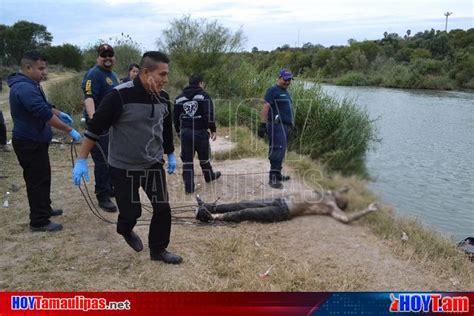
81;44;120;212
258;69;294;189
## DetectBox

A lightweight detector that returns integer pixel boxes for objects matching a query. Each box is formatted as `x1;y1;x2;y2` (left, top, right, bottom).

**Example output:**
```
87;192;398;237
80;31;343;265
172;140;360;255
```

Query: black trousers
214;198;290;223
180;128;215;192
0;111;7;145
90;133;112;201
110;163;171;252
12;139;52;227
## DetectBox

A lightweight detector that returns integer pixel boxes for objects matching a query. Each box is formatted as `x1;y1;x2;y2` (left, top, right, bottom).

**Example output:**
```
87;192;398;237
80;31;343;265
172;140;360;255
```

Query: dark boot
269;174;283;189
276;174;290;181
150;249;183;264
195;195;216;213
201;162;221;183
121;231;143;252
98;197;117;212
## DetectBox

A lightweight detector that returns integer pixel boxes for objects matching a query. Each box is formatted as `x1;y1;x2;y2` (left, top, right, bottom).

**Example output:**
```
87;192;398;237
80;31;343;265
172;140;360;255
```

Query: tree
156;15;245;76
2;20;52;65
43;44;83;70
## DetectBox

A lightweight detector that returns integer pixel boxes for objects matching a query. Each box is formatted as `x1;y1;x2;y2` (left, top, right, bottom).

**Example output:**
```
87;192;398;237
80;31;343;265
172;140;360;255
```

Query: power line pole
444;11;453;32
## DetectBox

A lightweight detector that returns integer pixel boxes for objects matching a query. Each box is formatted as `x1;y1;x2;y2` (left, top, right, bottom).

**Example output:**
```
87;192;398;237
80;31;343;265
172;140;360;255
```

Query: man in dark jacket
8;51;81;232
72;51;182;264
174;74;221;194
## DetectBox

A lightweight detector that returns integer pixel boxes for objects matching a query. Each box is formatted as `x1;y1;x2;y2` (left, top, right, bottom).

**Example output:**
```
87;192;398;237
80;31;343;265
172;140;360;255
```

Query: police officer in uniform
81;44;120;212
174;74;221;194
258;69;294;189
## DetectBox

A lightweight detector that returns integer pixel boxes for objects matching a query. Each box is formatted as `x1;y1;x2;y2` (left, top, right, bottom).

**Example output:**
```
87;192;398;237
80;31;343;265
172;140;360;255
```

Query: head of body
96;43;115;71
20;51;47;83
276;68;293;90
127;63;140;81
139;51;170;94
188;74;204;89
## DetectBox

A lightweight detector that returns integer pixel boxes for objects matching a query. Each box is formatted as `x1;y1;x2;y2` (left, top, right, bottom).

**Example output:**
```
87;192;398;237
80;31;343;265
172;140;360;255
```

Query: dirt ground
0;74;470;291
0;138;467;291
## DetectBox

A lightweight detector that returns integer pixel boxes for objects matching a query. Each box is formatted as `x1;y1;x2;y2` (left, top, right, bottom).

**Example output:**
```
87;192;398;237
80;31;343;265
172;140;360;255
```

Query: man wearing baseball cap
258;68;294;189
81;43;120;212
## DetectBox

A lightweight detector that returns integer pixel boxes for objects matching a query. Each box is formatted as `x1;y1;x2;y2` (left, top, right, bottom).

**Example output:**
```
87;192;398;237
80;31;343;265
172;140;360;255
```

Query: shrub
214;76;378;174
47;73;85;115
335;72;368;86
289;81;377;173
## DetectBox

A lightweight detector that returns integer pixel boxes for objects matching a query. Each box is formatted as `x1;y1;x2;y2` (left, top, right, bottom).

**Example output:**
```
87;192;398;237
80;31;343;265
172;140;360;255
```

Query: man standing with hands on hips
81;44;119;212
258;69;294;189
7;51;81;232
72;51;182;264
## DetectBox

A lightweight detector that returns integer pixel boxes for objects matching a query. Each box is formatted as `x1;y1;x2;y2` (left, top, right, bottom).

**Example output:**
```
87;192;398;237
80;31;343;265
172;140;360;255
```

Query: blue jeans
267;123;290;178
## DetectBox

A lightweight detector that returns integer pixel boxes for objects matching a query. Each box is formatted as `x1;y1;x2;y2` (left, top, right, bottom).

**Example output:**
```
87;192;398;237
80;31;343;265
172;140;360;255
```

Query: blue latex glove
167;153;176;174
72;159;89;186
59;112;73;125
69;129;81;142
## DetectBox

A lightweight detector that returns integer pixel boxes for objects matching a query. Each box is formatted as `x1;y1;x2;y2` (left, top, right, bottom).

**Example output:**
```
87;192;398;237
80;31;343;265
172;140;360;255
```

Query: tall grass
213;76;378;174
289;81;378;174
47;73;85;115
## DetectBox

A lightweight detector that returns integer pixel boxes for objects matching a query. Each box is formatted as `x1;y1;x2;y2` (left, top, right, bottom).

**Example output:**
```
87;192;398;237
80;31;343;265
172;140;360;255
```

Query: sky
0;0;472;51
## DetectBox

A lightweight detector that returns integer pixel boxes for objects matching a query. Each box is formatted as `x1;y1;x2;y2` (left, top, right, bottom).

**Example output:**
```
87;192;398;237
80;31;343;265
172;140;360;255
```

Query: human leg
267;123;289;188
180;128;196;194
110;166;143;251
90;134;115;211
219;205;290;223
195;130;220;183
143;164;181;264
12;140;59;229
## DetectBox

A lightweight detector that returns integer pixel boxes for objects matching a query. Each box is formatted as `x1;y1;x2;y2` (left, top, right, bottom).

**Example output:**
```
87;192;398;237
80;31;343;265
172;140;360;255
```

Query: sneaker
98;199;117;212
50;208;63;216
205;171;221;183
121;231;143;252
269;178;283;189
195;206;213;223
150;249;183;264
30;222;63;232
0;144;12;152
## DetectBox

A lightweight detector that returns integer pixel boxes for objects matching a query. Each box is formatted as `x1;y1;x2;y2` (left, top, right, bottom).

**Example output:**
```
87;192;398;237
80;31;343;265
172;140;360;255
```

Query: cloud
1;0;472;51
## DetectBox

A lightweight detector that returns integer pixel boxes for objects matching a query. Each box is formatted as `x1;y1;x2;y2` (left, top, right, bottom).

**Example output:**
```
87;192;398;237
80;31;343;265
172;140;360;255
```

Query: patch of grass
221;126;473;289
48;73;85;115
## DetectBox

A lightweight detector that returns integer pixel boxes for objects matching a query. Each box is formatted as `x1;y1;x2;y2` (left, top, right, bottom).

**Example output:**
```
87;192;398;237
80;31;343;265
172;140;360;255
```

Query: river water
320;84;473;241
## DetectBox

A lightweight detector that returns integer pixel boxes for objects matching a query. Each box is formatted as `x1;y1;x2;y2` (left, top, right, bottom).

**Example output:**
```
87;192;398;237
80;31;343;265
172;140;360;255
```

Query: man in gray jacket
72;51;181;264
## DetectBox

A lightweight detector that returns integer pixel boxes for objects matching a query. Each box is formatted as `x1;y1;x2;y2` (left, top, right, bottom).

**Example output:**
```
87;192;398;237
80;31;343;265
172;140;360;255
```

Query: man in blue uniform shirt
258;69;294;189
81;44;120;212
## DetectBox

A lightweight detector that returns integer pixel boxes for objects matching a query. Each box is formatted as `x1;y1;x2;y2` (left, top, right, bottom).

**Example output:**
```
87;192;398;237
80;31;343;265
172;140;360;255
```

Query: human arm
84;98;96;120
17;84;79;141
162;91;175;155
207;95;217;141
71;137;96;186
258;102;270;138
52;108;73;125
173;99;182;135
82;70;101;119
